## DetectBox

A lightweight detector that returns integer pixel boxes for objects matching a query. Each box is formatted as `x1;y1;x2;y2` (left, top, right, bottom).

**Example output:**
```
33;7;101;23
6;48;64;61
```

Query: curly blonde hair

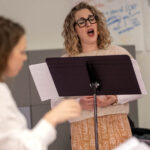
62;2;111;56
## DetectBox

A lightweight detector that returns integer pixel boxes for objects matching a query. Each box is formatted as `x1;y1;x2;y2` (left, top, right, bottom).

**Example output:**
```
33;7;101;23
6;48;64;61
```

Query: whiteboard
142;0;150;51
73;0;145;51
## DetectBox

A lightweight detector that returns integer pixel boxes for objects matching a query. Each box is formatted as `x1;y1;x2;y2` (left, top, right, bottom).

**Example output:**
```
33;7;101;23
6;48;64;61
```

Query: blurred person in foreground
0;16;81;150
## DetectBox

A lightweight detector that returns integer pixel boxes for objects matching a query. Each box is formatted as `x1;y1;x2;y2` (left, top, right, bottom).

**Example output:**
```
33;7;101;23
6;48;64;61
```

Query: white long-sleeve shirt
0;82;56;150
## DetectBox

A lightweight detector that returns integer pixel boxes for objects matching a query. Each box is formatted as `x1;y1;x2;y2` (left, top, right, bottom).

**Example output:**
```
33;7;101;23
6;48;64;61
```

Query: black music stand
46;55;141;150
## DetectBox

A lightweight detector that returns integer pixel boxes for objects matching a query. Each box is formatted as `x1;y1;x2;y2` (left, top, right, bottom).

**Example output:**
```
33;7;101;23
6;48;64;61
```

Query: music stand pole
90;82;100;150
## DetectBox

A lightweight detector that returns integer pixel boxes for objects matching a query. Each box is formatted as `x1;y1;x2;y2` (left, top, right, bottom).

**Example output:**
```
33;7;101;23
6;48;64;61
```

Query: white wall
0;0;150;128
0;0;72;50
136;52;150;128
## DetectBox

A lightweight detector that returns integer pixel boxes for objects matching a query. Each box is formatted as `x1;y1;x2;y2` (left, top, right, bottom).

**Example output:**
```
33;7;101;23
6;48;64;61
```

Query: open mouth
87;28;94;36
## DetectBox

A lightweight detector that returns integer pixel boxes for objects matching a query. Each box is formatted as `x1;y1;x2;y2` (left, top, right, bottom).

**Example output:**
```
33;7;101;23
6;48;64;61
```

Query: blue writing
103;2;141;35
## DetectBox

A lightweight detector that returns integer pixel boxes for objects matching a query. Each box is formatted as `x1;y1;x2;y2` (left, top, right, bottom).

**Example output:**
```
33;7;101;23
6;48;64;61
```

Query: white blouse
0;82;56;150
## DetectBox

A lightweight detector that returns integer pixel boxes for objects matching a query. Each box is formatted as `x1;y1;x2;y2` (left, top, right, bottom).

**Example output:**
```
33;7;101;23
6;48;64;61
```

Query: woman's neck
82;43;98;53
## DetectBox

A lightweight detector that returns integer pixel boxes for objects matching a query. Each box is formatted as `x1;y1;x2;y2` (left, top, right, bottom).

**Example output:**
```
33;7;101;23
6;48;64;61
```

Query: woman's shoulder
108;45;127;51
107;45;133;58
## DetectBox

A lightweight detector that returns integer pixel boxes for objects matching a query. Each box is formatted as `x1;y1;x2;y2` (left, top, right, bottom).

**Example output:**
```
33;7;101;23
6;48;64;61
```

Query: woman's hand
79;95;118;110
97;95;117;107
44;99;81;127
79;96;94;110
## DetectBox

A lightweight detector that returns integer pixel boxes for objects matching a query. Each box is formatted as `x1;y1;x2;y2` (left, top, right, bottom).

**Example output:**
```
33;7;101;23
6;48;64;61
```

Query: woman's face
74;8;98;46
4;35;27;77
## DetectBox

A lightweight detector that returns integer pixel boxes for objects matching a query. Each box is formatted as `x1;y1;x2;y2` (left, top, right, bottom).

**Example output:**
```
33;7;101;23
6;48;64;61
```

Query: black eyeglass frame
74;14;98;28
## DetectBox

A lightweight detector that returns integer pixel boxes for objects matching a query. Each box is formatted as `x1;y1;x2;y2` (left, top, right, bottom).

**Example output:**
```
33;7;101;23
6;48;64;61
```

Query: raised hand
44;99;81;127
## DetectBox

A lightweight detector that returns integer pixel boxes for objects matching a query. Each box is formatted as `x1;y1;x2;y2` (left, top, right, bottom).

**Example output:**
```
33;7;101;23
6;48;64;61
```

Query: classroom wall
136;52;150;128
0;0;73;50
0;0;149;128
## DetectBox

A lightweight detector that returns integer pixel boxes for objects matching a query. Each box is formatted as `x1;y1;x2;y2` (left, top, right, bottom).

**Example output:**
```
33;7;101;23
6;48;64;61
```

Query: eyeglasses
74;15;98;28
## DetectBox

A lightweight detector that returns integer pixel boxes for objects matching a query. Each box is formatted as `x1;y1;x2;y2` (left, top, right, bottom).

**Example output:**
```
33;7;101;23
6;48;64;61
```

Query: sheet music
131;59;147;94
29;59;146;101
29;63;59;101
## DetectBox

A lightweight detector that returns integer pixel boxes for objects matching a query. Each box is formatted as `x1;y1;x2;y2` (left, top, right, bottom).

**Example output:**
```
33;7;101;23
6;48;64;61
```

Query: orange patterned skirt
71;114;132;150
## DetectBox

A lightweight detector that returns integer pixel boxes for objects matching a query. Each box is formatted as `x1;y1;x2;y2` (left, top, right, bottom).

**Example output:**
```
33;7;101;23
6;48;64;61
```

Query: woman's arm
0;105;56;150
0;93;81;150
117;94;144;104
